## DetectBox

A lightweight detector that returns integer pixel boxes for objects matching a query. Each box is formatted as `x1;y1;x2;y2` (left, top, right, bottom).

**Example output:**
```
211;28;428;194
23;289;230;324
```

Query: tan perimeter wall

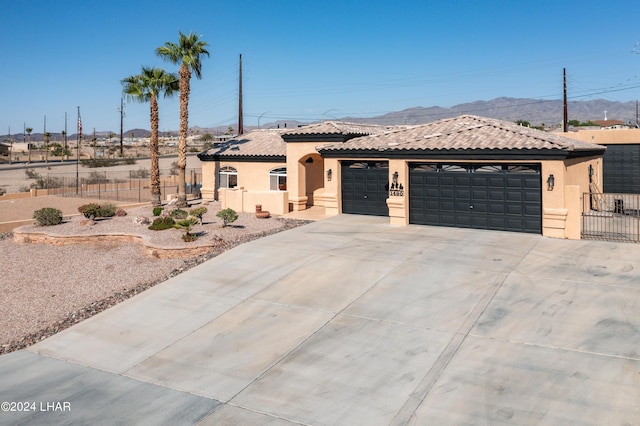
561;128;640;145
219;188;289;215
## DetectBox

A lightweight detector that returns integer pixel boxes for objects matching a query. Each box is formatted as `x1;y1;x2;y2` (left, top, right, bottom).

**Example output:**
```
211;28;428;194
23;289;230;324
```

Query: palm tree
61;130;67;160
156;31;209;207
122;66;178;206
25;127;33;163
43;132;51;163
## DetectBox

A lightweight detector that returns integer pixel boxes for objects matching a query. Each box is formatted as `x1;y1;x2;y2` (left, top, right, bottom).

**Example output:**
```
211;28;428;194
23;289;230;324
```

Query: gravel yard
0;201;309;355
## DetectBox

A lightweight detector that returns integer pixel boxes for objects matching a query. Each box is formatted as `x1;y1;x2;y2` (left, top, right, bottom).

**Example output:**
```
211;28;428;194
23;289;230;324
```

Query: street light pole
321;109;337;123
258;111;270;129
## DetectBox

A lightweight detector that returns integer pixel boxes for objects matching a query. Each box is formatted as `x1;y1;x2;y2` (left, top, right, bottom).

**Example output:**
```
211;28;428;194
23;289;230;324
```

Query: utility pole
76;107;81;193
238;54;243;135
8;126;12;164
119;97;125;157
64;111;68;155
563;68;568;132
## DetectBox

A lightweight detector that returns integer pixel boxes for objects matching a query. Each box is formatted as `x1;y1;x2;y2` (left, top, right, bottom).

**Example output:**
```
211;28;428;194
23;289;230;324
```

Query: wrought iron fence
582;192;640;242
39;168;202;203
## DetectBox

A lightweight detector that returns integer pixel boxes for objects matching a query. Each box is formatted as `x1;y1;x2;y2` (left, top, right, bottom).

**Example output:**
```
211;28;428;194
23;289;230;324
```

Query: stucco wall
561;128;640;145
219;188;289;215
200;160;285;201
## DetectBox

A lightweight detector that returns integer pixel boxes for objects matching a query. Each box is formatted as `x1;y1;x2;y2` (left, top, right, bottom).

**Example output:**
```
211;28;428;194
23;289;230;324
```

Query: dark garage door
341;161;389;216
602;144;640;193
409;164;542;234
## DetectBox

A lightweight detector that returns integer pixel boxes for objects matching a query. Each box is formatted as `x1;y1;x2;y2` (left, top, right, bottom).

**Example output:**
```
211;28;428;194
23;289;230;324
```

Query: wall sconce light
588;164;594;177
392;171;399;185
327;169;332;182
547;174;555;191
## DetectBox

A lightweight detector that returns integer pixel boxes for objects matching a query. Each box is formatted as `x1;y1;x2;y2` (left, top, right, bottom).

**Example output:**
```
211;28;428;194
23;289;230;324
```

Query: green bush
189;206;207;220
148;216;175;231
78;203;101;219
78;203;116;219
170;208;188;219
152;206;164;216
216;208;238;227
98;203;117;218
33;207;63;226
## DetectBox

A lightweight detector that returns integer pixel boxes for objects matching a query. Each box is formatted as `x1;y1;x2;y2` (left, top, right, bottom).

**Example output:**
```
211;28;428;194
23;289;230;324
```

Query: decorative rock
133;216;151;225
167;198;178;206
79;219;96;226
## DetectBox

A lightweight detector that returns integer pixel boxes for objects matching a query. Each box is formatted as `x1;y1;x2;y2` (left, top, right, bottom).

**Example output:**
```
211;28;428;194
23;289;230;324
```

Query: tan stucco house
198;115;606;239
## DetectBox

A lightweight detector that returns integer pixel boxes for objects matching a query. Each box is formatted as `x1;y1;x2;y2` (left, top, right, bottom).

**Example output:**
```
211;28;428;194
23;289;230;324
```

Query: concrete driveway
1;215;640;425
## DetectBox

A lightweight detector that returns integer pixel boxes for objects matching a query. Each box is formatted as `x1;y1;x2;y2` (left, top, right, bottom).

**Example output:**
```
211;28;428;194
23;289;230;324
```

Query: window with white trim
219;166;238;188
269;167;287;191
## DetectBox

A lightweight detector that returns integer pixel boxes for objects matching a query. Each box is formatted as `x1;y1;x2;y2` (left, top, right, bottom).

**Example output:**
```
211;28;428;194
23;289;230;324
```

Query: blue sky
2;0;639;134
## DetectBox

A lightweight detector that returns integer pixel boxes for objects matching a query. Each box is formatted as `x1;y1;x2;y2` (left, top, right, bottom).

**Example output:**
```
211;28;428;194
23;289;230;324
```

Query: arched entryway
300;153;324;207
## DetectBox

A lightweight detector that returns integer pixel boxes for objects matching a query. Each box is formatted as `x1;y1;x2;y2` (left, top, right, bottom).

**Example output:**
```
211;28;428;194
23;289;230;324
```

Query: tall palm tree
156;31;209;207
122;66;178;206
61;130;67;160
43;132;51;163
25;127;33;163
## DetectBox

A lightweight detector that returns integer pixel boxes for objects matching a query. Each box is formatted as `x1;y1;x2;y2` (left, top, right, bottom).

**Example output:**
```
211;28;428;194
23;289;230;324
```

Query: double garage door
341;161;542;234
409;164;542;234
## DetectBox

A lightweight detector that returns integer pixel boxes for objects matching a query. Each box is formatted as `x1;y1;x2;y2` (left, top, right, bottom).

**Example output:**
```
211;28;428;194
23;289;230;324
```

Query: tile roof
282;121;390;137
317;115;607;154
198;129;287;159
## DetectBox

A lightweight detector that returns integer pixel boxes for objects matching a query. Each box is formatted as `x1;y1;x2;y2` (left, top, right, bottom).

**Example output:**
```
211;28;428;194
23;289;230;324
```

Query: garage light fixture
547;174;555;191
327;169;332;182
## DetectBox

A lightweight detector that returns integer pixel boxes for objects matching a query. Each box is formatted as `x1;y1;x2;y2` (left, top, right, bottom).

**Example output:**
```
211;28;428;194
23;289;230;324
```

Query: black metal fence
582;192;640;242
40;168;202;203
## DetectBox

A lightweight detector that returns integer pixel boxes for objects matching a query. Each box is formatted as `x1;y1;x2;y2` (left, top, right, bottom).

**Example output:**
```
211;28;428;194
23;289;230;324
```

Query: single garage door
409;163;541;234
602;144;640;193
341;161;389;216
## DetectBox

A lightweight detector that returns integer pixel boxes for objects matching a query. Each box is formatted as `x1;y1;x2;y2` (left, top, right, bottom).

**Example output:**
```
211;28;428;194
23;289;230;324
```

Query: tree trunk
177;64;191;208
150;94;161;207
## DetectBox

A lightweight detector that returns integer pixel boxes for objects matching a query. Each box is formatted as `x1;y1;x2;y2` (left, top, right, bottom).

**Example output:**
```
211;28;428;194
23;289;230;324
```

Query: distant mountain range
3;97;638;141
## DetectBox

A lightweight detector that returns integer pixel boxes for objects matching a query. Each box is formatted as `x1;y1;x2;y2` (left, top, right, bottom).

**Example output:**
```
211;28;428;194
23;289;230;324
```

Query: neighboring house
591;119;629;130
0;142;11;156
199;115;606;239
562;127;640;193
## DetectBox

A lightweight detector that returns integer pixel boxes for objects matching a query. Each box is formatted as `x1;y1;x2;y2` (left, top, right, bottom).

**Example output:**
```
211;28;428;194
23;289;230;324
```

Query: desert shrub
170;208;188;219
85;171;109;184
152;206;164;216
31;176;64;189
98;203;117;218
189;206;207;220
115;209;127;217
148;216;175;231
216;208;238;227
24;168;41;179
0;188;5;196
130;167;149;179
169;161;178;176
33;207;63;226
124;157;137;165
78;203;101;219
78;203;116;219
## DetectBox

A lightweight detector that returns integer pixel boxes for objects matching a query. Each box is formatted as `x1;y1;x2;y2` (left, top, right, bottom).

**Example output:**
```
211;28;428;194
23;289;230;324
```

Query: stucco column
387;159;408;225
200;160;217;201
542;161;570;239
320;158;340;216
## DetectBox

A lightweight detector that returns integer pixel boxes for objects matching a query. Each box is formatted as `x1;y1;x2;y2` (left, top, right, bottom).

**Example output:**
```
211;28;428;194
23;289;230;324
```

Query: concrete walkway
1;215;640;425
